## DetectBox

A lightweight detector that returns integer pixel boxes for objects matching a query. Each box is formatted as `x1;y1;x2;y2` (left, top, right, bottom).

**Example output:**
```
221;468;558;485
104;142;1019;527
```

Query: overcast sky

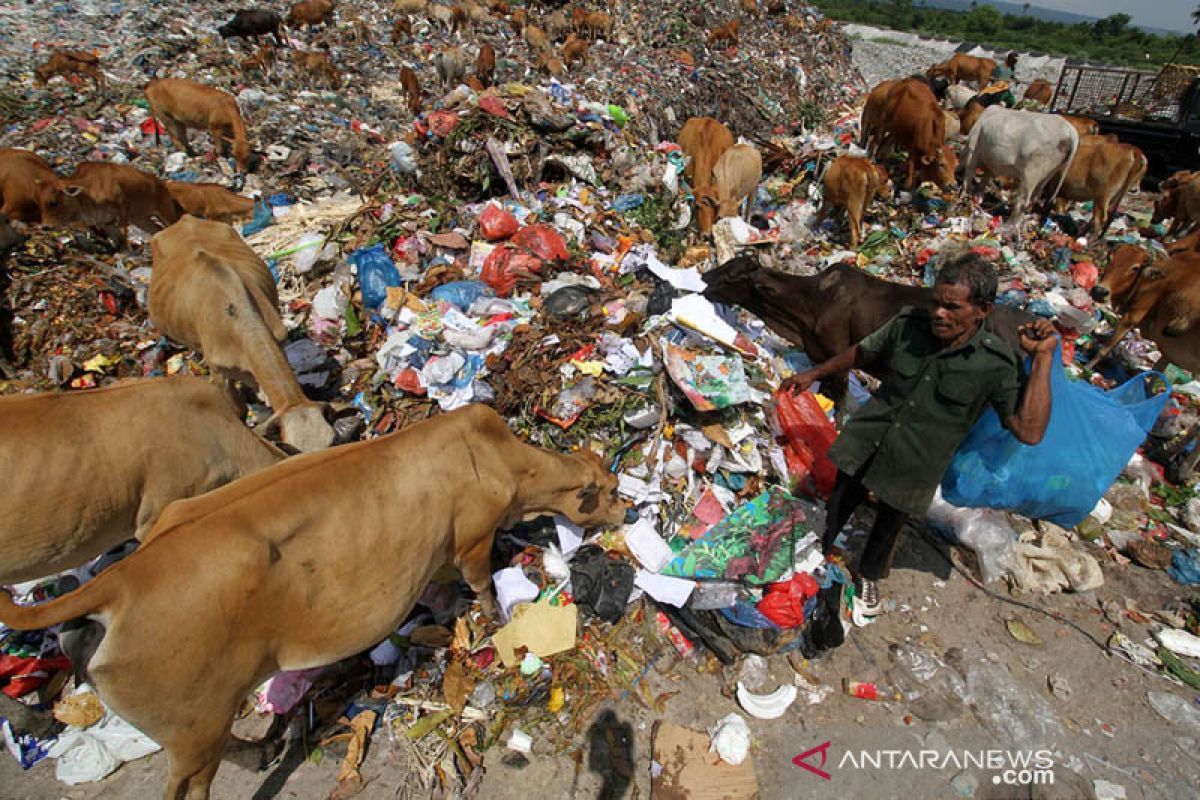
1032;1;1194;33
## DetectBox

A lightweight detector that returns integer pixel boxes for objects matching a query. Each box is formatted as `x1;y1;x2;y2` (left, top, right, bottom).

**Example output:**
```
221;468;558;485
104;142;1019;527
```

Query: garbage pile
2;0;1200;794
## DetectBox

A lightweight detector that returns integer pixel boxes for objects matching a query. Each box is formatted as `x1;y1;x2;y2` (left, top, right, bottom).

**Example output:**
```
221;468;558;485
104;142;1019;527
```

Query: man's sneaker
857;577;882;616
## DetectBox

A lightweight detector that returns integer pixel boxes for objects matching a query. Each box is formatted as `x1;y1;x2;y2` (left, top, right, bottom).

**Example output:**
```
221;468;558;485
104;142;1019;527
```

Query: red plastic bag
776;390;837;499
480;245;542;296
1070;260;1098;291
426;110;460;138
478;95;511;119
0;653;72;699
512;224;570;261
479;204;519;241
757;573;820;628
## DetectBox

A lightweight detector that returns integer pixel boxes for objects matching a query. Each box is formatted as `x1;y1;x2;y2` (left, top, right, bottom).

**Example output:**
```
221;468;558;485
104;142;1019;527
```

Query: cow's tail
0;574;114;631
1045;127;1079;209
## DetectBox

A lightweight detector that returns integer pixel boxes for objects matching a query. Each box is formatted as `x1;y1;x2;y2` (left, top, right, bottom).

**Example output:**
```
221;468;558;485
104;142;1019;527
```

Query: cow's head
559;450;627;528
926;63;951;81
1093;244;1152;305
0;214;24;258
703;254;763;307
34;178;83;227
695;186;717;233
920;145;958;189
223;135;253;173
873;163;894;199
263;401;335;453
32;63;53;87
217;22;234;38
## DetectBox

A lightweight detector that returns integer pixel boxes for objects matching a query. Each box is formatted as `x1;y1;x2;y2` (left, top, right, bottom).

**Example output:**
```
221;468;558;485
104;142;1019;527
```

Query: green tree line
812;1;1200;68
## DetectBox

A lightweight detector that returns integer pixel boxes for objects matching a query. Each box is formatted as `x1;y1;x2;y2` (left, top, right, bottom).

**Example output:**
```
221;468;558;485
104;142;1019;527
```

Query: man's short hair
935;253;998;308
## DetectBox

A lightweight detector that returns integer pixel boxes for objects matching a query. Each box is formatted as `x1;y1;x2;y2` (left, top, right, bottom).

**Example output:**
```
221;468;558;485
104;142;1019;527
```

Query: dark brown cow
702;256;1033;402
475;42;496;86
400;66;421;115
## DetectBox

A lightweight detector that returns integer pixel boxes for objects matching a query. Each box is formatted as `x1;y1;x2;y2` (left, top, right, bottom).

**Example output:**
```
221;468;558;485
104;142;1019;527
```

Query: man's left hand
1018;320;1057;354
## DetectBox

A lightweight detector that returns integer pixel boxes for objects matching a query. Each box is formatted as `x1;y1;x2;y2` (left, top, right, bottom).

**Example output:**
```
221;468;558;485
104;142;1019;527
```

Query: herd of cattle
4;3;1200;796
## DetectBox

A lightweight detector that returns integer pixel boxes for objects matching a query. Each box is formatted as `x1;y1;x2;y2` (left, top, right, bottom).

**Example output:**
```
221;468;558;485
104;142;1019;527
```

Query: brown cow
485;0;508;13
562;34;589;66
510;7;527;34
145;79;254;173
476;42;496;86
584;11;613;40
391;15;412;42
571;6;587;35
537;52;566;77
166;181;256;223
0;148;77;225
60;162;182;249
702;256;1034;404
1055;136;1147;237
815;155;892;248
678;117;734;234
524;24;550;52
0;404;624;800
1060;114;1099;137
1154;171;1200;237
708;19;740;46
860;78;898;157
450;4;471;32
783;14;805;34
149;215;334;453
240;45;277;76
34;50;105;91
1023;78;1053;107
545;9;571;40
286;0;335;27
392;0;427;12
0;377;285;584
879;78;953;189
927;53;996;90
1089;246;1200;373
400;66;421;115
742;0;759;16
292;49;341;88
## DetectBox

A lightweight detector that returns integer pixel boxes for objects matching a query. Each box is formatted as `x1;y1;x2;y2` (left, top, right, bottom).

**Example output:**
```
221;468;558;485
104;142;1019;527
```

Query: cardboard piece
651;722;759;800
492;601;577;667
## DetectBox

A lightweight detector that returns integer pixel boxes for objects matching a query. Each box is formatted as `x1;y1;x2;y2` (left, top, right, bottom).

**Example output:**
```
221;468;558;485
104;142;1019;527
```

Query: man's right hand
781;369;820;394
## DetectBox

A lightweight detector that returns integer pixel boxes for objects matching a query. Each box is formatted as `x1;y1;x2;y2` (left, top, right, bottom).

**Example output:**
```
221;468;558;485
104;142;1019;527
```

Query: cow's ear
1143;266;1167;280
920;154;934;165
63;185;84;197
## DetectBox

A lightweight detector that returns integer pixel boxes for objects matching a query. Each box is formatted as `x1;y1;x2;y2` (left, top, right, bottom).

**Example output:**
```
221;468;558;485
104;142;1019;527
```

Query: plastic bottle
1147;691;1200;733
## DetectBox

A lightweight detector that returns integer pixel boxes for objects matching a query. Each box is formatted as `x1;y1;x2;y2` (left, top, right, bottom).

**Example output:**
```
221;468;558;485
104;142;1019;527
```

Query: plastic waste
543;285;594;319
430;280;492;310
738;655;769;691
48;699;162;785
688;581;740;610
736;682;798;719
348;244;401;310
951;647;1064;752
479;204;519;241
927;491;1017;583
707;713;750;765
1147;691;1200;733
775;390;836;499
886;644;965;722
944;343;1168;527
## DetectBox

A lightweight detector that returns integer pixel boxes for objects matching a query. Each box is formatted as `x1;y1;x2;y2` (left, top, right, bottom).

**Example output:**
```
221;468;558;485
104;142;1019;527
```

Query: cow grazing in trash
149;215;335;453
877;77;955;189
1153;170;1200;237
1055;135;1147;238
0;404;627;800
286;0;335;28
961;105;1079;228
33;50;105;92
1023;78;1053;107
1060;114;1100;138
708;19;739;46
218;9;286;44
435;47;466;87
292;48;341;88
678;116;734;234
60;162;182;250
702;256;1034;403
700;142;762;222
815;154;892;249
475;41;496;86
145;78;255;173
0;377;285;585
926;53;996;89
166;181;256;223
0;148;80;225
400;66;422;115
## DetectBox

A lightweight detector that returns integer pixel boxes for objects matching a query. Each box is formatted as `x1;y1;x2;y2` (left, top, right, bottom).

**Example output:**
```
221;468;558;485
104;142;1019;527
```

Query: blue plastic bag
429;280;492;310
941;342;1168;527
348;244;401;310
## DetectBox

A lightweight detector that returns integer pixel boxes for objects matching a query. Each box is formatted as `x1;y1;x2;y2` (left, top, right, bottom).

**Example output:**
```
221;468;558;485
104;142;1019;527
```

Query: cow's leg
457;536;497;620
1085;314;1141;369
904;156;916;191
165;118;192;156
848;195;863;248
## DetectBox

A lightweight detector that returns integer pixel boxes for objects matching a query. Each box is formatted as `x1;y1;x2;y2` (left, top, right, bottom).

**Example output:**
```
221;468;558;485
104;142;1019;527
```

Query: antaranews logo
793;742;1055;785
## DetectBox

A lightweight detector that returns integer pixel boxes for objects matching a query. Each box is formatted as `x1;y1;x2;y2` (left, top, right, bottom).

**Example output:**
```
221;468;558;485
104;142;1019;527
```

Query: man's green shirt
827;307;1023;516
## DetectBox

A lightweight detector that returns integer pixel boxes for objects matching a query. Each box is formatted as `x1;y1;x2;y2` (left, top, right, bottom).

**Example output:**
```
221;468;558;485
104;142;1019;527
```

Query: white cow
961;105;1079;229
945;84;975;111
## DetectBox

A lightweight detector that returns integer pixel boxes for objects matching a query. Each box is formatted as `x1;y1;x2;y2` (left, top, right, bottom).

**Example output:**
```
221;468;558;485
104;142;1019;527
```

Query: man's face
930;281;989;346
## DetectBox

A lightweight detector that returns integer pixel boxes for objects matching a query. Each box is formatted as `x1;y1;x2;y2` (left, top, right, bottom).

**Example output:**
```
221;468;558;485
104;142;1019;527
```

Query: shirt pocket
888;355;922;397
934;376;980;413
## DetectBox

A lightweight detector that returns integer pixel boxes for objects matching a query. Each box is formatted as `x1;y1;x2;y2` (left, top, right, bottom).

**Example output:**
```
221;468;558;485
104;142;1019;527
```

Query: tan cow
392;0;427;12
701;142;763;221
584;11;613;40
524;24;550;52
1060;114;1099;137
145;78;254;173
165;181;256;223
240;45;277;76
1055;136;1147;237
0;404;626;800
149;215;334;452
0;377;284;584
537;51;566;77
1023;78;1053;107
678;116;734;234
562;34;589;67
815;155;892;249
33;49;104;91
292;49;341;88
927;53;996;90
476;41;496;86
708;19;740;46
0;148;78;225
400;65;422;115
60;162;182;249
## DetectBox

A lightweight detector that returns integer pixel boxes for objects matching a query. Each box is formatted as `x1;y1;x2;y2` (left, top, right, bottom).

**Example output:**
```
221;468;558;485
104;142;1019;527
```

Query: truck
1051;62;1200;178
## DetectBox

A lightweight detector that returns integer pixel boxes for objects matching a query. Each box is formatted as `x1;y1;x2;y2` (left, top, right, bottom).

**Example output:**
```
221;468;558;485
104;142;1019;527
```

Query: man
782;254;1055;614
986;52;1019;107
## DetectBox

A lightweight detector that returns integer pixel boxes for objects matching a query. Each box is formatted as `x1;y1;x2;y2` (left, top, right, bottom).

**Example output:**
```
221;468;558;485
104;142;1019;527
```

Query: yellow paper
493;601;577;667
